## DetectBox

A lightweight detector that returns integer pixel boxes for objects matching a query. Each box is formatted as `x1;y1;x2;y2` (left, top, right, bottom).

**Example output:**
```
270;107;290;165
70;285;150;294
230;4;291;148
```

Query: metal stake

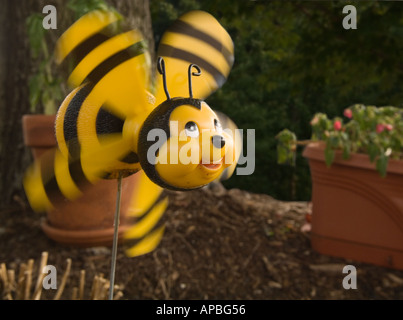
109;172;123;300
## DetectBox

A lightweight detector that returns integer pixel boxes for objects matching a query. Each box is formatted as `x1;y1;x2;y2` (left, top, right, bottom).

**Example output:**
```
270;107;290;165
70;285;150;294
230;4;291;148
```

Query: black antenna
188;64;201;98
157;57;170;100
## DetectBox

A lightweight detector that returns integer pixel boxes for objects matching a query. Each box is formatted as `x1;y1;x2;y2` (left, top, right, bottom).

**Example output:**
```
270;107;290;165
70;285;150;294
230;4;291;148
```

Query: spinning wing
154;10;234;104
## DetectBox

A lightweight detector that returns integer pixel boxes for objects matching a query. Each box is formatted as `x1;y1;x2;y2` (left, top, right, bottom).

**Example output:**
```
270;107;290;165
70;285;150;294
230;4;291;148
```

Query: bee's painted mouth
202;163;222;170
200;159;223;171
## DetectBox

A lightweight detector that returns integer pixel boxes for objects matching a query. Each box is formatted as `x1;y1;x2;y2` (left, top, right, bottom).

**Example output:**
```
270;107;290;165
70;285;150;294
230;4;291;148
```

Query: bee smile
200;159;223;171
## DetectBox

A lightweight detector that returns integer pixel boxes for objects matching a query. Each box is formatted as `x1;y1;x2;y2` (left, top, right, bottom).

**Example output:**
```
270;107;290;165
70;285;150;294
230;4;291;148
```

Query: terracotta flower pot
22;114;138;247
303;142;403;270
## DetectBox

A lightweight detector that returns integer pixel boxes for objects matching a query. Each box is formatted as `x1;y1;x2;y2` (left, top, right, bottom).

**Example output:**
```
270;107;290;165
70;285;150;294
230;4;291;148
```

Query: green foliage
280;104;403;177
150;0;403;200
26;12;63;114
26;0;118;115
67;0;110;19
276;129;297;166
26;13;46;59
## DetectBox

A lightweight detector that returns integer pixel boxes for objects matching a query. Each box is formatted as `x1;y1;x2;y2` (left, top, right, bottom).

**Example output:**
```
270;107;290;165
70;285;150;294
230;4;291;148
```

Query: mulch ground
1;184;403;300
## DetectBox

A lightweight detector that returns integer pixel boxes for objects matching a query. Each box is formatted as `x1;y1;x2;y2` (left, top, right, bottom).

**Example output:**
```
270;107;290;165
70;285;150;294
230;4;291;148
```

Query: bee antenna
157;57;170;100
188;64;201;98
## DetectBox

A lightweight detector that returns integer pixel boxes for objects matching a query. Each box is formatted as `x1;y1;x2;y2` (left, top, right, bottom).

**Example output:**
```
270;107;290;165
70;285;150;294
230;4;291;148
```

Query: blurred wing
215;111;242;181
79;133;136;180
56;9;151;119
23;134;135;213
24;147;95;213
155;10;234;104
124;171;168;257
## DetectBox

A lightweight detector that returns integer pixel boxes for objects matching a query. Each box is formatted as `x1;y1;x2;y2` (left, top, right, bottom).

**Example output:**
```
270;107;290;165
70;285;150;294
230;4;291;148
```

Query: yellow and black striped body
24;9;238;257
55;83;145;180
54;10;152;181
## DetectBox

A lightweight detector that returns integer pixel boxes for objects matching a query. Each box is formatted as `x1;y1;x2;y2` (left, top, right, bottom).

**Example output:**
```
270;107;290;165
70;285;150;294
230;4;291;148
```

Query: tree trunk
110;0;155;70
0;0;34;209
0;0;155;209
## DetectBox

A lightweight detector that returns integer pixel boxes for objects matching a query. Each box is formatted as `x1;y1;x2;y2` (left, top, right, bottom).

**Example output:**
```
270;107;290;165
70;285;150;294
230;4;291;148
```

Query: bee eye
185;121;199;138
214;119;222;133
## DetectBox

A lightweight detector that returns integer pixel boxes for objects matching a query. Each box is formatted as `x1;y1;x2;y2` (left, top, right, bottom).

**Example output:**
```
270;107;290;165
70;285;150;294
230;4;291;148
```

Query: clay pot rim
22;114;57;148
303;142;403;175
41;219;130;247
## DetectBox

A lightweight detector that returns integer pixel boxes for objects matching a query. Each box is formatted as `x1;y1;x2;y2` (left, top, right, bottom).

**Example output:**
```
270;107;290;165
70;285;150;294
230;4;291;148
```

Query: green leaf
44;100;56;115
324;147;335;167
277;143;296;166
368;143;380;162
276;129;297;166
26;13;45;58
342;142;351;160
67;0;111;18
376;154;389;177
328;134;340;148
28;73;45;111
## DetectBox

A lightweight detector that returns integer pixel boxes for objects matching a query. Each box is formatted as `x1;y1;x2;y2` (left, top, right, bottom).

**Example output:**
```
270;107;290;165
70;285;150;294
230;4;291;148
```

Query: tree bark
0;0;34;209
110;0;155;69
0;0;155;209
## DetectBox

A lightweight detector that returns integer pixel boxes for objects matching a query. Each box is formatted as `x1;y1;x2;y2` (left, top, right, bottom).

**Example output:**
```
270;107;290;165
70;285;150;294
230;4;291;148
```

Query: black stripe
96;107;125;135
61;21;119;70
124;195;168;245
41;149;65;205
42;153;93;205
168;19;234;68
69;158;91;189
101;168;140;180
131;193;167;225
123;221;166;253
67;33;110;67
158;44;226;88
84;41;146;85
64;83;94;158
96;106;137;164
44;177;65;206
121;151;139;164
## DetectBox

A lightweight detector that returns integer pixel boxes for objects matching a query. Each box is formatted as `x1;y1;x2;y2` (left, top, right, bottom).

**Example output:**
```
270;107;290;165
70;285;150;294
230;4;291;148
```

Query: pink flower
343;109;353;119
376;124;385;133
385;124;393;131
333;120;342;131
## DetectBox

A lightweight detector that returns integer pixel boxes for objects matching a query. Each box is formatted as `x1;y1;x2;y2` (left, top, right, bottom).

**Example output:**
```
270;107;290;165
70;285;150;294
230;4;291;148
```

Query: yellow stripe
55;10;121;64
126;171;163;217
68;30;143;87
23;158;53;212
80;133;131;181
125;225;165;257
155;11;234;103
162;31;231;77
54;150;82;200
179;11;234;60
124;197;168;239
74;56;149;122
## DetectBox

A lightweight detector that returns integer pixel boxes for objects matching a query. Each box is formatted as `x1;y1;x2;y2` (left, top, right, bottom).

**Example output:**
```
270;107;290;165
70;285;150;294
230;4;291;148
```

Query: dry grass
0;251;123;300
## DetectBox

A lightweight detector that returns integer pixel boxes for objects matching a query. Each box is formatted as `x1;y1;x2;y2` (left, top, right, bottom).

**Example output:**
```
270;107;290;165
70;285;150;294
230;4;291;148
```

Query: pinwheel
23;9;240;299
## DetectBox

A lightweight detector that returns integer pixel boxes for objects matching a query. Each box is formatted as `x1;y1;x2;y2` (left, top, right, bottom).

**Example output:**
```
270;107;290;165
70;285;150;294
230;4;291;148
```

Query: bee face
138;99;235;190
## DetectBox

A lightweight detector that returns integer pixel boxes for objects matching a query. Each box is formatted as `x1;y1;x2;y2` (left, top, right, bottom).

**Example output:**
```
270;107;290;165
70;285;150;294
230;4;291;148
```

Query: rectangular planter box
303;143;403;270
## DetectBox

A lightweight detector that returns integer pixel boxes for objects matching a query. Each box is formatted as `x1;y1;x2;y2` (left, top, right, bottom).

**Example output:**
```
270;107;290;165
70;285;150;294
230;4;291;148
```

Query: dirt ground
1;184;403;300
